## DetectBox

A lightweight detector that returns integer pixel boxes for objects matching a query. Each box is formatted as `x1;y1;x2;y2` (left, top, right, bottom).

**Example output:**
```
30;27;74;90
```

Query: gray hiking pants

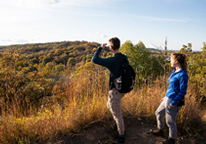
155;97;182;139
107;88;125;135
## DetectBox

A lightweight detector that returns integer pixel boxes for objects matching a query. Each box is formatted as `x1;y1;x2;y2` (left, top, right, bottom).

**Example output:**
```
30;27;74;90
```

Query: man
92;37;128;143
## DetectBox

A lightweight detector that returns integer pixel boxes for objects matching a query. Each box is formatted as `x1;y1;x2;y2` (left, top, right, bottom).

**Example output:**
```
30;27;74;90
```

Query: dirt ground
55;117;205;144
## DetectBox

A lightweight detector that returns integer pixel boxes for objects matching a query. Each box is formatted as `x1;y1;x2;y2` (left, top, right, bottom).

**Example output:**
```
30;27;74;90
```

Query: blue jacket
166;68;188;106
91;47;129;90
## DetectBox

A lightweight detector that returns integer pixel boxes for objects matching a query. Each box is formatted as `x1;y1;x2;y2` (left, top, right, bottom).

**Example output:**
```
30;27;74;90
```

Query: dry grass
0;63;205;143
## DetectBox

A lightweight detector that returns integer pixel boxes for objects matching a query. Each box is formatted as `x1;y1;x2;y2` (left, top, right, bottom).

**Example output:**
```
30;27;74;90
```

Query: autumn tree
187;43;206;102
180;43;192;54
120;40;163;85
0;52;53;116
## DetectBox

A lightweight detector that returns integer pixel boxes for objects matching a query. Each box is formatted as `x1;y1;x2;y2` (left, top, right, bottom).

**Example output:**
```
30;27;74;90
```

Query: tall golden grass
0;63;205;143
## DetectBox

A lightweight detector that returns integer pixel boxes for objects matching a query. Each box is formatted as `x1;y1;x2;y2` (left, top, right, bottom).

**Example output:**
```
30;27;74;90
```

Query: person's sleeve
170;73;188;106
91;47;113;68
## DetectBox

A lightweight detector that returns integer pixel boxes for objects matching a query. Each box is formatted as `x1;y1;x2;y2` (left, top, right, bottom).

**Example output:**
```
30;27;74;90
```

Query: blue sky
0;0;205;51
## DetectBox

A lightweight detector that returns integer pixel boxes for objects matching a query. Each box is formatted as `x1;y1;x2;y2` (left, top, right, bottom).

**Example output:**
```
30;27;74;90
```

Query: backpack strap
114;57;124;77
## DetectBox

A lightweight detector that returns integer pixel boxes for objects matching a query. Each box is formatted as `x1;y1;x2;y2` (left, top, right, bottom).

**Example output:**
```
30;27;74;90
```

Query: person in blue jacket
147;53;188;144
92;37;128;144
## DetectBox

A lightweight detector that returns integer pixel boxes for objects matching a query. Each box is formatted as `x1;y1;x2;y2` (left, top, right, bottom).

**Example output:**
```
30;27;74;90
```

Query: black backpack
114;57;136;93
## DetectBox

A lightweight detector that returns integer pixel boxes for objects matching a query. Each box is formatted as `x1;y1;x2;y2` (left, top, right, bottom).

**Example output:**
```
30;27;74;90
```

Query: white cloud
0;38;30;46
125;14;189;23
16;39;29;43
147;16;189;22
0;39;12;43
101;34;107;38
96;31;107;39
0;8;47;22
96;31;102;35
48;0;60;4
0;0;116;8
0;0;50;22
60;0;116;6
0;0;60;9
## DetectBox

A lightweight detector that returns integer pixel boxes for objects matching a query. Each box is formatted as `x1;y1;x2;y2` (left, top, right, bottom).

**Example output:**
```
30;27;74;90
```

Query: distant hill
147;47;179;52
0;42;200;54
147;47;201;54
0;41;100;54
0;41;201;66
147;48;161;51
0;41;108;67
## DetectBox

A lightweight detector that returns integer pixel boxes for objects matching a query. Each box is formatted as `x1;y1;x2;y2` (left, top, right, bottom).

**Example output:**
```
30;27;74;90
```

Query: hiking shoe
112;135;125;144
146;129;164;137
161;138;175;144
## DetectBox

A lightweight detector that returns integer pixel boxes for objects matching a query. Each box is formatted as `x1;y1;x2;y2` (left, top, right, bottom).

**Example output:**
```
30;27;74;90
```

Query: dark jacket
91;47;129;90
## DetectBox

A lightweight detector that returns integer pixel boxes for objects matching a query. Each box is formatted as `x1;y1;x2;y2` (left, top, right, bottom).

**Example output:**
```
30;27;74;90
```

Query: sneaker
112;135;125;144
161;138;175;144
146;129;164;137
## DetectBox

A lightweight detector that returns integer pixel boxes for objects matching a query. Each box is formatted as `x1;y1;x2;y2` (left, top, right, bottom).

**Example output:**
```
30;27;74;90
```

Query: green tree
43;57;52;65
54;64;65;74
180;43;192;54
188;43;206;100
120;40;163;85
67;57;76;66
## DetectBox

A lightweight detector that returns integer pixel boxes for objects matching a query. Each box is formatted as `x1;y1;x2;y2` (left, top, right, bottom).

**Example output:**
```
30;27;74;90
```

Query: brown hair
171;53;187;71
109;37;120;50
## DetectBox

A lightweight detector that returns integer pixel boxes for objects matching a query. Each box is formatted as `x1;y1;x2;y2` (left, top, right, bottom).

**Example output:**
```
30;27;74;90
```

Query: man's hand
170;104;174;108
161;97;165;102
101;43;107;49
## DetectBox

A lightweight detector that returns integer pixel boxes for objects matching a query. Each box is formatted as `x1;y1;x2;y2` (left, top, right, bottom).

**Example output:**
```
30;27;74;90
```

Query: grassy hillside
0;63;205;143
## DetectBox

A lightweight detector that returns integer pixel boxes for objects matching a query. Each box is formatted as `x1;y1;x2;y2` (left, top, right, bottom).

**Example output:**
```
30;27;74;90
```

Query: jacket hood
114;53;129;63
